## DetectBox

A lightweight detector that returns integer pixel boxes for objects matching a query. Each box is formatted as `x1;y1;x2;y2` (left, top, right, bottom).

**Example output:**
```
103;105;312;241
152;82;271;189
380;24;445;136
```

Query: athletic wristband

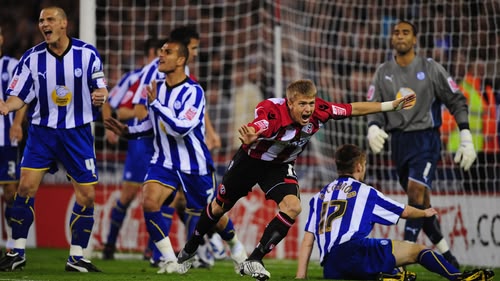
381;101;394;112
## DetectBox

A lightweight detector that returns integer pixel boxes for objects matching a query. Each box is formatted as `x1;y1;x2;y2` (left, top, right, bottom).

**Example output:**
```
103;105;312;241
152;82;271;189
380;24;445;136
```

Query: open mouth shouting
43;30;53;41
301;113;312;124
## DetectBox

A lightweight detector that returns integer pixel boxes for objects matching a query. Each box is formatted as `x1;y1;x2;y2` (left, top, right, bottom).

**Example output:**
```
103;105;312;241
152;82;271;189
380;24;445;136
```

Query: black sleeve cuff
367;121;383;128
457;123;470;131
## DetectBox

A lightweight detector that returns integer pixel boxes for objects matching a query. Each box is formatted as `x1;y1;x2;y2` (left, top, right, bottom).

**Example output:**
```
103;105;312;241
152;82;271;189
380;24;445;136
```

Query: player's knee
407;184;425;204
76;194;95;208
214;197;234;214
17;182;37;197
121;182;140;201
407;192;424;206
74;185;96;207
142;197;160;212
211;200;226;216
120;189;137;205
2;184;17;203
279;195;302;219
409;244;427;263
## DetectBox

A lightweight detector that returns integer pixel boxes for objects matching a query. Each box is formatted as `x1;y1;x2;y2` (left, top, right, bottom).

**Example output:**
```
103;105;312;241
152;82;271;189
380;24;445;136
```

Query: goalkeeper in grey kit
366;20;476;268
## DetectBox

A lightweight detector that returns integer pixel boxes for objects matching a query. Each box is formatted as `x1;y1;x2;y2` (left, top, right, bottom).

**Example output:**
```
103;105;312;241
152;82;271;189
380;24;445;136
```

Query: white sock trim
13;238;27;249
70;245;84;257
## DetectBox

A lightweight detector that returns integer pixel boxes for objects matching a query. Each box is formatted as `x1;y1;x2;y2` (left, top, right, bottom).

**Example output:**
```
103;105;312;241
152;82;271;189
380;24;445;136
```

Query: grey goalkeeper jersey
366;56;468;132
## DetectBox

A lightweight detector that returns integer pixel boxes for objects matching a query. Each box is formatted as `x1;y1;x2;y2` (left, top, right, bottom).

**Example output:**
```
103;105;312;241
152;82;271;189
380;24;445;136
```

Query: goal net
85;0;499;266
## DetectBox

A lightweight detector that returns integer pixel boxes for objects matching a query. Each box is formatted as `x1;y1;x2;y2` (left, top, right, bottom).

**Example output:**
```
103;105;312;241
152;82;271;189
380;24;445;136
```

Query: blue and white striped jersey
6;38;107;129
0;55;19;147
304;176;405;264
108;68;144;127
132;58;164;106
128;77;213;175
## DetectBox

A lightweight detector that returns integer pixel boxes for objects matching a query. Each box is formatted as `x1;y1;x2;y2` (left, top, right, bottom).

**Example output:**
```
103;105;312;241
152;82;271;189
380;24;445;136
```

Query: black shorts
215;148;300;209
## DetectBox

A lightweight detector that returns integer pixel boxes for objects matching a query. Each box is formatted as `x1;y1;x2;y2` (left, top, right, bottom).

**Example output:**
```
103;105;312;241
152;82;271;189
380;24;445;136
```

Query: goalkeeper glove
367;125;388;154
453;129;477;171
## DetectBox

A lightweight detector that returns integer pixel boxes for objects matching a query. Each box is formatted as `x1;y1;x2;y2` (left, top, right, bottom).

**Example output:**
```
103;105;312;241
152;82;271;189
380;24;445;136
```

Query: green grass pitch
0;248;498;281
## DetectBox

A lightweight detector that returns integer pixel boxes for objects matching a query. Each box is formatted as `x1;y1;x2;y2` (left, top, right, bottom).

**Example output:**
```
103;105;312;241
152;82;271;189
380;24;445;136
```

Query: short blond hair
286;79;317;101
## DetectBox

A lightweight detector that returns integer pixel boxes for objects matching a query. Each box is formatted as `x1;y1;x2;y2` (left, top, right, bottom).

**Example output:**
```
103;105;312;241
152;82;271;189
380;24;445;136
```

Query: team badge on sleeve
331;105;347;116
253;120;269;133
447;77;460;93
185;106;197;120
8;77;19;90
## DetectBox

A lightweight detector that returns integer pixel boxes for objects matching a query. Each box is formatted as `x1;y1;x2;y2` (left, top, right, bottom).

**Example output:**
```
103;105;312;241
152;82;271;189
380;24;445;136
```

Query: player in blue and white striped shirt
130;28;242;269
295;144;485;281
104;39;244;274
0;27;27;256
0;6;108;272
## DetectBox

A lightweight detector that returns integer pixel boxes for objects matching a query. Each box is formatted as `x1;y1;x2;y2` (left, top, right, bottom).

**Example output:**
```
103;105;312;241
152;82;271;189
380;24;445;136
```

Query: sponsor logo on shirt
331;105;347;116
302;123;313;134
38;71;47;80
51;85;72;106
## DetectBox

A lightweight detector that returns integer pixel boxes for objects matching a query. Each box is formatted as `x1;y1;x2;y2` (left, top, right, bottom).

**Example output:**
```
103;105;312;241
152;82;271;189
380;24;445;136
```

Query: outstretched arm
351;93;416;116
295;232;315;279
401;205;437;219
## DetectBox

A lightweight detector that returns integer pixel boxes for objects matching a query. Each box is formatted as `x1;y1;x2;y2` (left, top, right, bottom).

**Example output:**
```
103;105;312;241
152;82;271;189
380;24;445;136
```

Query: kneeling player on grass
177;79;416;281
295;144;494;281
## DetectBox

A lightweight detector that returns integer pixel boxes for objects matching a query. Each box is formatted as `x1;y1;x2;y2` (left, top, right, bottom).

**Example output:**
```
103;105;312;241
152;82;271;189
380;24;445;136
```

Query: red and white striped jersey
243;97;353;163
